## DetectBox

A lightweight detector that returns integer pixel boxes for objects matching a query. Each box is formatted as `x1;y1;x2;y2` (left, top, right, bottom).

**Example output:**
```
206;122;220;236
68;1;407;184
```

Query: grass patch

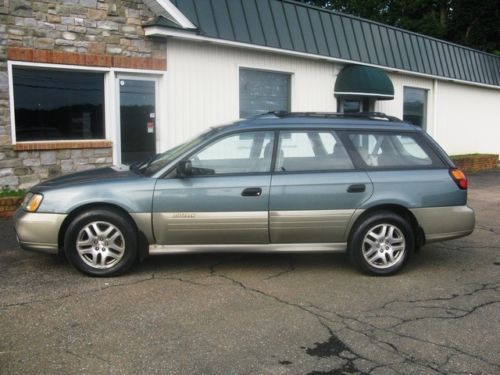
450;153;481;158
0;187;26;198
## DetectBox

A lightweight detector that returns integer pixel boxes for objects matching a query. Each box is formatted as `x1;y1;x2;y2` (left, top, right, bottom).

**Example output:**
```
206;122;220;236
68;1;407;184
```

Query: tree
298;0;500;54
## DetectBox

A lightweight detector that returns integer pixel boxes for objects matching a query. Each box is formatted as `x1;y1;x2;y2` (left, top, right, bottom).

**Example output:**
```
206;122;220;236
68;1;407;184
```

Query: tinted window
276;131;353;172
189;131;274;175
13;68;105;141
403;87;427;128
348;133;434;167
239;68;290;118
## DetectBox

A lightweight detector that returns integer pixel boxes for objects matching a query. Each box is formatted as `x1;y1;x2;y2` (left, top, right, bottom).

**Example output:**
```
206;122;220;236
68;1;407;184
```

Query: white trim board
144;27;500;91
8;60;166;75
335;92;394;98
151;0;196;29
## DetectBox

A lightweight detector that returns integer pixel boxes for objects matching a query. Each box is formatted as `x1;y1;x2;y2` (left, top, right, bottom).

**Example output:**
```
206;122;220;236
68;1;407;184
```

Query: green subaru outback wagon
15;112;475;277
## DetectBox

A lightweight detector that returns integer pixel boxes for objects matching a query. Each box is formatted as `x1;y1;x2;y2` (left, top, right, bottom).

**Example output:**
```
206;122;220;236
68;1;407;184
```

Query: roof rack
253;111;402;122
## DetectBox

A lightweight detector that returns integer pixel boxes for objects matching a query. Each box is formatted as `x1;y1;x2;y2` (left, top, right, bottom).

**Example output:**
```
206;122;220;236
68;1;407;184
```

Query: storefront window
239;68;290;118
403;87;427;128
13;67;105;141
338;98;372;113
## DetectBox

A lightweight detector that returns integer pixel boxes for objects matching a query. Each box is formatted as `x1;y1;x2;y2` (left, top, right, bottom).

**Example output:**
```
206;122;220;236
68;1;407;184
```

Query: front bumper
14;209;67;254
410;205;475;243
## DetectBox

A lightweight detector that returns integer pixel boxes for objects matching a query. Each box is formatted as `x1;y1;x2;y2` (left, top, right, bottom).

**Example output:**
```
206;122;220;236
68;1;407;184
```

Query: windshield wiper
129;155;157;175
143;154;159;171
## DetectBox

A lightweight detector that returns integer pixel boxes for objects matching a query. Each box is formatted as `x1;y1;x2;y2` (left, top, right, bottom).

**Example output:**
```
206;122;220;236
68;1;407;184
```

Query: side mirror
177;159;192;177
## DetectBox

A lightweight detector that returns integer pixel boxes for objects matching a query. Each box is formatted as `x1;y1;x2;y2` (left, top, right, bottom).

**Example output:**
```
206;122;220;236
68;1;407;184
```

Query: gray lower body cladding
409;205;475;242
13;206;474;256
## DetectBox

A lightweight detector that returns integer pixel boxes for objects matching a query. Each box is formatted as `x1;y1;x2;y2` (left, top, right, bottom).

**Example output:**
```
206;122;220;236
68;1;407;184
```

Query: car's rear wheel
349;211;414;276
64;209;137;277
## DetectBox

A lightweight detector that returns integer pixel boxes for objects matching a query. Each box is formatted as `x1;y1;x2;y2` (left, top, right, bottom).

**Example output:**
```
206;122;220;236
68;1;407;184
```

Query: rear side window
276;131;354;172
347;132;440;168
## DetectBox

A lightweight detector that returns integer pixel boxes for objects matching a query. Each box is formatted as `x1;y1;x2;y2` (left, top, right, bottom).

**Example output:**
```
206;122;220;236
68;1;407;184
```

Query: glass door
118;78;157;165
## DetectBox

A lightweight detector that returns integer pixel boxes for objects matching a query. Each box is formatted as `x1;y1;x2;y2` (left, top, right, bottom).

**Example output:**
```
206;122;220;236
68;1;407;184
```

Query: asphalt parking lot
1;171;499;374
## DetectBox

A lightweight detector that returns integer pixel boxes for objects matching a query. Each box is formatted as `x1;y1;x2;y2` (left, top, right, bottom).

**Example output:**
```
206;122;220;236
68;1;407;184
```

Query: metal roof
154;0;500;87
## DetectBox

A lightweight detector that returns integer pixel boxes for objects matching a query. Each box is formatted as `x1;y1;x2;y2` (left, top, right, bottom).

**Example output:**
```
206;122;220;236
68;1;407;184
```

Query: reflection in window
348;133;433;167
403;87;427;128
276;131;353;172
190;131;274;175
239;68;290;118
13;68;105;141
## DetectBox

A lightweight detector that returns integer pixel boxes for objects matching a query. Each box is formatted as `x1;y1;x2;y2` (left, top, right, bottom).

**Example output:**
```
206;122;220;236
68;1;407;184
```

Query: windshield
138;128;219;177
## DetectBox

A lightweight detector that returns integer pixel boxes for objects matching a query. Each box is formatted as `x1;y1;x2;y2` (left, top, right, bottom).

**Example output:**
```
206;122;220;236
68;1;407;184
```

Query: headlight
23;193;43;212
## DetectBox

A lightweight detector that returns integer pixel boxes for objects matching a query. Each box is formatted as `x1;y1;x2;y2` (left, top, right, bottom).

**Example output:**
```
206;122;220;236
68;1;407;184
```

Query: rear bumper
14;210;67;255
410;205;475;243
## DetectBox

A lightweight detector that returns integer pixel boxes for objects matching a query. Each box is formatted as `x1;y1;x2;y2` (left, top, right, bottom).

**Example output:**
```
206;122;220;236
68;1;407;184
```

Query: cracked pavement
1;171;499;374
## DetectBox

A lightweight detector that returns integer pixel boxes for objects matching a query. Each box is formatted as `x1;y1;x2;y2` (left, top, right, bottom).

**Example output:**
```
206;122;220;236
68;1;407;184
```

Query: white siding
162;39;337;149
432;81;500;156
375;74;500;156
162;38;500;158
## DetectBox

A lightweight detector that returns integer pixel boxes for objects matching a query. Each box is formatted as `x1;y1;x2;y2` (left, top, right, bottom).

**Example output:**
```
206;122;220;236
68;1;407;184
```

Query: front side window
13;67;105;142
403;87;427;128
276;131;353;172
189;131;274;175
347;132;435;168
239;68;290;118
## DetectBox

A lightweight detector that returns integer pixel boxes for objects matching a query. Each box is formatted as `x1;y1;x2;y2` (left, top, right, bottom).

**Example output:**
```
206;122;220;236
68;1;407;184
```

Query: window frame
272;129;356;174
12;66;107;143
238;67;292;119
402;86;428;130
166;129;278;178
7;60;165;155
162;127;450;179
8;61;112;145
338;130;447;171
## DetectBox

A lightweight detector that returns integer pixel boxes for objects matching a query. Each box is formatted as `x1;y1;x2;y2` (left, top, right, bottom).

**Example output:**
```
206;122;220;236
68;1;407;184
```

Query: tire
64;209;138;277
348;211;414;276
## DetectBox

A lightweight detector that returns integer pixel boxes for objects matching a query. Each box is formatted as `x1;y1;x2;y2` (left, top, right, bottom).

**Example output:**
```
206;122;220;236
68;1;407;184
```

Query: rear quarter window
343;131;445;169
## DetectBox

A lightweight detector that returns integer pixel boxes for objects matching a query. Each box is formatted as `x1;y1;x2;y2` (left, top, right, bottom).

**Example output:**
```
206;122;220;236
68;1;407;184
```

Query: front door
152;130;275;245
118;78;157;165
269;130;373;243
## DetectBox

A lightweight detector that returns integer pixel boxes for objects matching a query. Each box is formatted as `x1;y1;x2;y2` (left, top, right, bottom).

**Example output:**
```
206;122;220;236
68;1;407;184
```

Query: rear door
269;129;373;243
153;130;274;245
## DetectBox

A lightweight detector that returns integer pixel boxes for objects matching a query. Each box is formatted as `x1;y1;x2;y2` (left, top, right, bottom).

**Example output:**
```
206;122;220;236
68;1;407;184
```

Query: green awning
335;65;394;100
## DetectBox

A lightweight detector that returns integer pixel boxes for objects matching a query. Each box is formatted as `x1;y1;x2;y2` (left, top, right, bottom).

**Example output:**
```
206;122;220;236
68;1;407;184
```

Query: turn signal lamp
23;193;43;212
449;168;468;190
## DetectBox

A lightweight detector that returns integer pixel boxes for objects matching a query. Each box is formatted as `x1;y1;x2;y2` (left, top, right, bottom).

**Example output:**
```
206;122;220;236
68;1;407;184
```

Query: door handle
347;184;366;193
241;187;262;197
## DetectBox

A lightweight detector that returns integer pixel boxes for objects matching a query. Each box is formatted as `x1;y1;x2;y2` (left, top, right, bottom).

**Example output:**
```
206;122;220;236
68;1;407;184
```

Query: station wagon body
14;113;475;276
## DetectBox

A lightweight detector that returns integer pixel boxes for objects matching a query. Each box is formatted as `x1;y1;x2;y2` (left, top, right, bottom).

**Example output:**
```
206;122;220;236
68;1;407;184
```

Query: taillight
449;168;468;190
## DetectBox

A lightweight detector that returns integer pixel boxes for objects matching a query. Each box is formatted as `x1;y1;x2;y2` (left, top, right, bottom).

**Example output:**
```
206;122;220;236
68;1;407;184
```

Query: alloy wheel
76;221;125;269
362;223;406;269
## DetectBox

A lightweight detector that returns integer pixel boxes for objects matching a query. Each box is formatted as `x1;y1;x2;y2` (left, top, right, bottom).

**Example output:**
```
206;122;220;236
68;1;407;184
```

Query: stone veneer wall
0;0;166;189
0;146;113;189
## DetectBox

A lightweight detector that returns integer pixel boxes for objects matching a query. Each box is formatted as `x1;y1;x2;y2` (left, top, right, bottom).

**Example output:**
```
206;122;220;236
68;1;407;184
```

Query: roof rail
267;111;402;122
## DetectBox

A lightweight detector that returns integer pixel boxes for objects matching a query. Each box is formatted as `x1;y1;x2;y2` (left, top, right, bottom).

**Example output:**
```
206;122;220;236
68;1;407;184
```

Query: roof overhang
143;0;196;29
334;65;395;100
143;26;500;91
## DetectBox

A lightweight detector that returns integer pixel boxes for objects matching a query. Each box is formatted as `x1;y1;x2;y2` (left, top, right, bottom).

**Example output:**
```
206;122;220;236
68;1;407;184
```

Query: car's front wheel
349;211;414;276
64;209;138;277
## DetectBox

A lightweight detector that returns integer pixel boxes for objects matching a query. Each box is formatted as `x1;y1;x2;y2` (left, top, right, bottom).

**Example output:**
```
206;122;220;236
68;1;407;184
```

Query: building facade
1;0;499;189
0;0;166;188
